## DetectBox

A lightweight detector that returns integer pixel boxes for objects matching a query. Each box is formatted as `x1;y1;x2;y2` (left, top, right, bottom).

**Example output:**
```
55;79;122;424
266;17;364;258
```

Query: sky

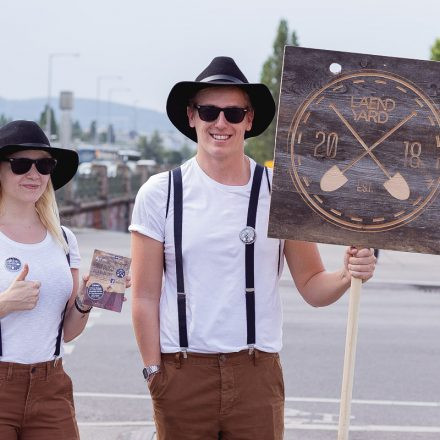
1;0;439;114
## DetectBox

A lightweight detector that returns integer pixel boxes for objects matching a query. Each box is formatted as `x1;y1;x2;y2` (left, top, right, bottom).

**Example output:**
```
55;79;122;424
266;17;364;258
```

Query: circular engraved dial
288;71;440;232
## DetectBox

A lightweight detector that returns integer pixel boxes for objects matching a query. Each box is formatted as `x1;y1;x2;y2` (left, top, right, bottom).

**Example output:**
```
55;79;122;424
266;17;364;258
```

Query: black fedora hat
166;56;276;142
0;120;79;190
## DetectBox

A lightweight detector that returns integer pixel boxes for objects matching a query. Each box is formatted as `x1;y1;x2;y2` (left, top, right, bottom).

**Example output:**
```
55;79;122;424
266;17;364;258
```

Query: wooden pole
337;276;362;440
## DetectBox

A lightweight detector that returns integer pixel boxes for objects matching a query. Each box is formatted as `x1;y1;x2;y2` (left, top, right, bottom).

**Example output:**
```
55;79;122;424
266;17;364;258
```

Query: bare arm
131;231;164;366
284;241;375;307
63;268;91;342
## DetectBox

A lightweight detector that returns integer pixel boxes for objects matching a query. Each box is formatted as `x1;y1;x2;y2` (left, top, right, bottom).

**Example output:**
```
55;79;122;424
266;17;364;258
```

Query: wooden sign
269;47;440;254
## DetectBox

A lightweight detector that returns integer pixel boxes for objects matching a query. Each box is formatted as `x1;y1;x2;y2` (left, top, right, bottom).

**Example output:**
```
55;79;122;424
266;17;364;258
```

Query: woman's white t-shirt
130;158;284;354
0;227;80;364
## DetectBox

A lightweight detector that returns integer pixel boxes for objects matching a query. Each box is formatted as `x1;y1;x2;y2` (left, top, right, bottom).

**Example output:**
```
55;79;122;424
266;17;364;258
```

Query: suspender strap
245;164;264;346
54;227;71;357
172;167;189;350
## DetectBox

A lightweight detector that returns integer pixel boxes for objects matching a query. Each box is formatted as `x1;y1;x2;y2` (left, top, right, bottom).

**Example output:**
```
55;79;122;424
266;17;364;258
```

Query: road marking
63;309;103;361
76;420;440;433
74;392;440;408
64;344;75;355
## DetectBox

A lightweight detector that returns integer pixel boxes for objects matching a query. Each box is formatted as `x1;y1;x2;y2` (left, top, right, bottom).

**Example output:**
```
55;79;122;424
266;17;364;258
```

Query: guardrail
56;163;165;231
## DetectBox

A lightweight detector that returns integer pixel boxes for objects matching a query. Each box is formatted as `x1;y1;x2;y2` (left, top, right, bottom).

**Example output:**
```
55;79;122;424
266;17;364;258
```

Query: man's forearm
299;267;351;307
132;297;161;365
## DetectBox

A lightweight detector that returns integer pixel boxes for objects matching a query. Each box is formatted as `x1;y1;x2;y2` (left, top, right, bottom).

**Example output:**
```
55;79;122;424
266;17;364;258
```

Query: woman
0;120;89;439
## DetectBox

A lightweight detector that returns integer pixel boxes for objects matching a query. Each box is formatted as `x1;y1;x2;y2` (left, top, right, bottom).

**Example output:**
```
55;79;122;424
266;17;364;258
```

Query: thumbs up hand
0;264;41;315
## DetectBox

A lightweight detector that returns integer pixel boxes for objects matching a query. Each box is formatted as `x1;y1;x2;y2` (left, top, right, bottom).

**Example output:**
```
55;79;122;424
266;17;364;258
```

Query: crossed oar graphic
319;104;417;201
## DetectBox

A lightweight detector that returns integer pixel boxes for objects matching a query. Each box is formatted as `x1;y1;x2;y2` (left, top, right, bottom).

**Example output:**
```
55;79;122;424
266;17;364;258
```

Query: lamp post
46;52;79;139
95;75;122;144
107;87;130;144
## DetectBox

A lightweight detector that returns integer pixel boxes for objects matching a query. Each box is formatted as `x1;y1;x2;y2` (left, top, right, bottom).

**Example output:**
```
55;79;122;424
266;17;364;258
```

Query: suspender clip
245;288;255;293
248;344;255;355
181;348;188;359
53;356;61;367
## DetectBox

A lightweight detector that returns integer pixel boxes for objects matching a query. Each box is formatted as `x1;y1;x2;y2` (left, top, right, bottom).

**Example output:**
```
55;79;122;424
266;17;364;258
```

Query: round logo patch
87;283;104;301
5;257;22;272
239;226;257;245
116;268;126;278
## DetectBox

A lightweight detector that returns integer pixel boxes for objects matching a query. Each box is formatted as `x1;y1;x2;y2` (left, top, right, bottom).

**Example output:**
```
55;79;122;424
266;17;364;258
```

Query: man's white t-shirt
130;157;284;354
0;227;80;363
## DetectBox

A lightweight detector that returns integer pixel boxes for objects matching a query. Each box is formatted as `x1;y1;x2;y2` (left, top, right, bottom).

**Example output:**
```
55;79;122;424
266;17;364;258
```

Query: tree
87;120;97;142
180;143;195;161
139;131;166;164
431;38;440;61
245;19;299;164
72;120;83;140
38;105;58;137
0;114;11;127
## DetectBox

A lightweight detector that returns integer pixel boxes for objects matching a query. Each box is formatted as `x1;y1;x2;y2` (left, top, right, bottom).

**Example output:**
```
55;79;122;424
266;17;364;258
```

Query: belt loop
7;363;13;380
253;349;259;366
174;352;182;369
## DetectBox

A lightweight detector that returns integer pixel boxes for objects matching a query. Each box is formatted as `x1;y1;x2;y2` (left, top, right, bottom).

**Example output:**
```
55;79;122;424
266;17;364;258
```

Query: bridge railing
56;163;165;230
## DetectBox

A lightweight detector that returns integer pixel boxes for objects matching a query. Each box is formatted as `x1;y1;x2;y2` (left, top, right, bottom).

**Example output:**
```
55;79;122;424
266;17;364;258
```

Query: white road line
286;396;440;408
284;423;440;433
63;309;103;357
73;392;440;408
64;344;75;355
76;421;440;433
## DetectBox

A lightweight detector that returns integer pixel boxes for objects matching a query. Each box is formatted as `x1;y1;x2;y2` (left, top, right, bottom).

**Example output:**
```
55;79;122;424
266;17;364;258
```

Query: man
130;56;375;439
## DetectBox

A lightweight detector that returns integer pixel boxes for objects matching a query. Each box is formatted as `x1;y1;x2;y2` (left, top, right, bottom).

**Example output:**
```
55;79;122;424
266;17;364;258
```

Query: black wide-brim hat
166;56;276;142
0;120;79;190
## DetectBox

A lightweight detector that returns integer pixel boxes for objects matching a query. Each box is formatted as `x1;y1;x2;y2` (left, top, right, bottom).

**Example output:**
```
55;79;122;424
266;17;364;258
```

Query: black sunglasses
194;105;249;124
1;157;57;175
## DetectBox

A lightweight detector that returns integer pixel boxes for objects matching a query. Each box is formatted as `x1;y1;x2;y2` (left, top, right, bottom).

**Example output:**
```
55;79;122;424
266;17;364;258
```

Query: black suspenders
172;167;189;352
0;228;70;359
171;164;265;353
245;164;264;349
54;227;71;358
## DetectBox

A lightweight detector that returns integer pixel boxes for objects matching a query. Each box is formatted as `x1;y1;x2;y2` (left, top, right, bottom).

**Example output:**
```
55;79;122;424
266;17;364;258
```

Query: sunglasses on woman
194;105;249;124
1;157;58;175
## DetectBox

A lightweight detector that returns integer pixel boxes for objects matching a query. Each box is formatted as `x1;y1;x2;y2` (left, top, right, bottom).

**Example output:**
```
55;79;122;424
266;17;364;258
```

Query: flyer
82;249;131;312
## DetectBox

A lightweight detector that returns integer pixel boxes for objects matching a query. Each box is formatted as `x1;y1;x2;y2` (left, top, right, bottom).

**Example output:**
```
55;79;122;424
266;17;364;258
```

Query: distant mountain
0;97;174;134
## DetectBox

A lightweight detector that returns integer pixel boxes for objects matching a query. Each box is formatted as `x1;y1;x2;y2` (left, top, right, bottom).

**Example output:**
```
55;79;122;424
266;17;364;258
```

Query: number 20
314;131;338;158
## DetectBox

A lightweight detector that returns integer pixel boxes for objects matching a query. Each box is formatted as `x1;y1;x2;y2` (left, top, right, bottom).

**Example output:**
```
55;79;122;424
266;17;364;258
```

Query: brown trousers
148;349;285;440
0;360;79;440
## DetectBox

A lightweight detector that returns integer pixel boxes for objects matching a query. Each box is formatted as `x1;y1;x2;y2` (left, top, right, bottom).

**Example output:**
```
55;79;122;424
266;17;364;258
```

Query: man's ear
187;106;195;128
245;109;254;132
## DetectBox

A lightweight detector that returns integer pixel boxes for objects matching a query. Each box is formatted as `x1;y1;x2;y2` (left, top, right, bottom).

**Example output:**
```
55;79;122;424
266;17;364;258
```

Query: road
64;228;440;439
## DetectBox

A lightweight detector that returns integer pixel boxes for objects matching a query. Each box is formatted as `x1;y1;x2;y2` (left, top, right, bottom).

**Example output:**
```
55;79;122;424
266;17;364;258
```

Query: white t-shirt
0;227;80;364
130;157;284;354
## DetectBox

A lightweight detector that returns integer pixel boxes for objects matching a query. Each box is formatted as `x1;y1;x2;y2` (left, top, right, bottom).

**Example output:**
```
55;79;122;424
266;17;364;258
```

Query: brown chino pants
0;359;79;440
148;349;285;440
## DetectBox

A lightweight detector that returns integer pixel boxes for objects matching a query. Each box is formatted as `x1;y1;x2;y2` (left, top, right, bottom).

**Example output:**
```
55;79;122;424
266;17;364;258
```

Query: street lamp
107;87;130;144
95;75;122;144
46;52;80;139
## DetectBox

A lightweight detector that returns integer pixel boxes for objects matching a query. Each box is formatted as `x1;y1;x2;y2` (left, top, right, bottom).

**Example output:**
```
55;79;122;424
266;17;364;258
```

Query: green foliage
0;114;11;127
139;131;165;164
431;38;440;61
139;132;195;166
72;120;83;140
246;19;299;164
38;105;58;136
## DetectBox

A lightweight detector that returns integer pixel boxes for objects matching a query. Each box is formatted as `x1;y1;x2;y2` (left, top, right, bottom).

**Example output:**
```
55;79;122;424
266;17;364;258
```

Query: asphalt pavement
64;228;440;440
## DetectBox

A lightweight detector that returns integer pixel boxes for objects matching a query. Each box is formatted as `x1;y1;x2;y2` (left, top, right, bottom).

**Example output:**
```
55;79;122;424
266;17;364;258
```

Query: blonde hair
35;180;69;254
